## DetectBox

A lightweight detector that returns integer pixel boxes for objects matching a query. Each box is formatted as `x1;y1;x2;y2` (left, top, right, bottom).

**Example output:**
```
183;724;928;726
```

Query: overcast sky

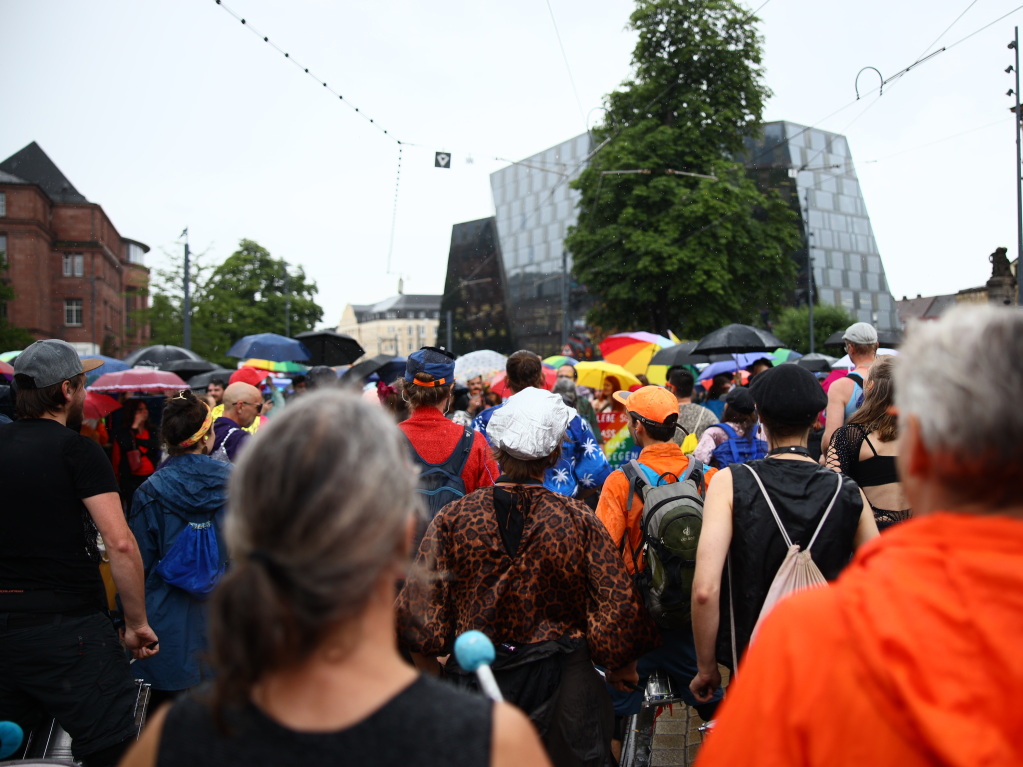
3;0;1020;327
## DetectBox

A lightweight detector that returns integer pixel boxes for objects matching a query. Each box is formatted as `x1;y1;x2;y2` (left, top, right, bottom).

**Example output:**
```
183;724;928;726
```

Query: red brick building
0;142;149;355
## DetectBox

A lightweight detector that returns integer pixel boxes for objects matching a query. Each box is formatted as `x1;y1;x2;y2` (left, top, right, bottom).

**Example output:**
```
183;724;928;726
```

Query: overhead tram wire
546;0;588;130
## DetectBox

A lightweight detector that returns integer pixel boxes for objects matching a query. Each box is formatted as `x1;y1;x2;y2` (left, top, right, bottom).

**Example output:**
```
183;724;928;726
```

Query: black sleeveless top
717;459;863;667
157;675;492;767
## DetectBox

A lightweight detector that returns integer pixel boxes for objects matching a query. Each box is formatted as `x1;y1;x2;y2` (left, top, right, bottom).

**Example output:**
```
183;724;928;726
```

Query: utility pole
181;228;191;350
561;249;569;349
282;261;291;338
1010;28;1023;305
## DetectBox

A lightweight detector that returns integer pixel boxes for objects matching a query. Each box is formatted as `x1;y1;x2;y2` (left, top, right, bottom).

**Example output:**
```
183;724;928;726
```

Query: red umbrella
84;391;122;420
489;367;558;398
0;360;13;379
88;367;187;393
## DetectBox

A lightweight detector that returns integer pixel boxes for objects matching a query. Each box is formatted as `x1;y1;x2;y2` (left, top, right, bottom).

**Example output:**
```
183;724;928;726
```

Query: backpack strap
622;459;650;513
846;372;865;387
743;464;844;553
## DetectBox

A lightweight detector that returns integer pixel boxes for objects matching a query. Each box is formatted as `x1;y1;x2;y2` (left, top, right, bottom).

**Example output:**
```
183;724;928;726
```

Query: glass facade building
445;122;898;354
488;133;593;353
744;121;899;331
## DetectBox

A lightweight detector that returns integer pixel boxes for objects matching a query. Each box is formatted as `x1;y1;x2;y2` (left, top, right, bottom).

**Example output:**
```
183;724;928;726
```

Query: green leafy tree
0;252;36;351
147;239;323;366
565;0;800;336
193;239;323;365
772;303;855;355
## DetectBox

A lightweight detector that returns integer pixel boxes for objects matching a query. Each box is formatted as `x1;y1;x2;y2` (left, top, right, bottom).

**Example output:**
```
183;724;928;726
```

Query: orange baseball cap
612;385;678;425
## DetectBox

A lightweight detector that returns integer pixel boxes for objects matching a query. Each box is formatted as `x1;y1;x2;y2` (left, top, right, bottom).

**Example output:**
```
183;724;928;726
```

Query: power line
914;0;980;62
545;0;588;129
863;116;1005;163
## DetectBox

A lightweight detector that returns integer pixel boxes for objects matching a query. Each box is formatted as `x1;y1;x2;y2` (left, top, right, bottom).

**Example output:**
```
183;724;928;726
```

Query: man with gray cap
0;340;158;767
821;321;878;456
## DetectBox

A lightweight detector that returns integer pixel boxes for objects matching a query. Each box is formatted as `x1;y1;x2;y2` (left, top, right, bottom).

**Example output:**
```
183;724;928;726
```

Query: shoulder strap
743;464;843;553
862;432;879;457
715;422;737;440
846;372;864;387
622;459;649;513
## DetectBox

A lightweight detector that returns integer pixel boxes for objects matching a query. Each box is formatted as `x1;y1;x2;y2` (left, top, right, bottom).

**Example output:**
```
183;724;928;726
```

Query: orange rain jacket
696;512;1023;766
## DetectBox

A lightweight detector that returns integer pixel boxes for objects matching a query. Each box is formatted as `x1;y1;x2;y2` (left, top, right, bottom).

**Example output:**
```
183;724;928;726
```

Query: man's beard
66;398;84;431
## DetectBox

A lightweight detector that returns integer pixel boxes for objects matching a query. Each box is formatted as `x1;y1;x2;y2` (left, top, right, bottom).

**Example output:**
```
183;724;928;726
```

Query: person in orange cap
695;304;1023;766
594;385;721;750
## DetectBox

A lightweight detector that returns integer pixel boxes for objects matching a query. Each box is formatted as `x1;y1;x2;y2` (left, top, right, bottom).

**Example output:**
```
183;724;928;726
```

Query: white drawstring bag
746;464;843;643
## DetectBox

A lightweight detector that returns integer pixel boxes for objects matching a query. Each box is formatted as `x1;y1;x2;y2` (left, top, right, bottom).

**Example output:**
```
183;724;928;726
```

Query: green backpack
622;458;706;629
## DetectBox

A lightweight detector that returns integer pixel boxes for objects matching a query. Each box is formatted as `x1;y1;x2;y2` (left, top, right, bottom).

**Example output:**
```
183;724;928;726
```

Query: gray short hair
895;304;1023;496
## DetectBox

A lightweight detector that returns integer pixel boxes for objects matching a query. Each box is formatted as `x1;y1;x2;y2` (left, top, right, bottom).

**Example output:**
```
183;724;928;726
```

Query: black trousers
0;610;139;764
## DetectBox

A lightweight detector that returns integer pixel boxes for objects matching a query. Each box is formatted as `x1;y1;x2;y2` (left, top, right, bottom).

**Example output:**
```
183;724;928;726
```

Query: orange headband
178;403;215;448
412;377;448;387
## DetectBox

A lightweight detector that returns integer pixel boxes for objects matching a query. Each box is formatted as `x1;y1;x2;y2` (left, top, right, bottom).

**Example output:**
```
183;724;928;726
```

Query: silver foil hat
488;387;572;460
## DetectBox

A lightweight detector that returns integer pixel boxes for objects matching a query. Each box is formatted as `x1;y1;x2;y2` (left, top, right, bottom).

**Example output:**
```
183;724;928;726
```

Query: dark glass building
445;123;899;354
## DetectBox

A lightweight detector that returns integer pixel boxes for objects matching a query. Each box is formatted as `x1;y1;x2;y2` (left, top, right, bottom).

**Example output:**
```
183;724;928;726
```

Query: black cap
749;364;827;425
724;386;755;414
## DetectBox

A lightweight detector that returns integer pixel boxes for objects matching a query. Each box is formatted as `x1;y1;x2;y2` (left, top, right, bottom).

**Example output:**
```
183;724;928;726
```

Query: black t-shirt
0;418;120;610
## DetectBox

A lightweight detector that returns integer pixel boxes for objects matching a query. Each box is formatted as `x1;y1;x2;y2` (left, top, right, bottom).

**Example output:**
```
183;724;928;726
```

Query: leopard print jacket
396;484;659;670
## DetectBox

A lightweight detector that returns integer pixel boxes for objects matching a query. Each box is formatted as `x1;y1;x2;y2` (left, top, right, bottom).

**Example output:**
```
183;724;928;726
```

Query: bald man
210;382;261;462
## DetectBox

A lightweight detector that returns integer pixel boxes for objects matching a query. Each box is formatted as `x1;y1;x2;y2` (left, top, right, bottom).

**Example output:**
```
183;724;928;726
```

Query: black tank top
157;675;491;767
717;459;863;667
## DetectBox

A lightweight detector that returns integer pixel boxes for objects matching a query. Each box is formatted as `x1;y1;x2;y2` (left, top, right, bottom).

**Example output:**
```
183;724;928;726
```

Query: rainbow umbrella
772;348;803;363
598;332;675;376
0;351;22;363
543;355;578;369
241;358;309;374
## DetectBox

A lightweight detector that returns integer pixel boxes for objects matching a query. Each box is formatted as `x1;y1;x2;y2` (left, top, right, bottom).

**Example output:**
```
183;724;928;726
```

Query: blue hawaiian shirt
474;403;612;497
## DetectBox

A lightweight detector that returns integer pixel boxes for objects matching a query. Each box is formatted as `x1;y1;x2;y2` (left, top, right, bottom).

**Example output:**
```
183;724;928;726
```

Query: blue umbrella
697;353;778;381
81;354;130;384
226;333;311;363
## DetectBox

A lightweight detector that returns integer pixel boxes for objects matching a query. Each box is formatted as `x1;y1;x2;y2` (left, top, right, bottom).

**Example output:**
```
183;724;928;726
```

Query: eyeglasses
240;401;263;412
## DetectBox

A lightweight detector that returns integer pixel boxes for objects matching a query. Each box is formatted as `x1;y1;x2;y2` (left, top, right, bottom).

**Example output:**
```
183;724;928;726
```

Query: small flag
435;152;451;169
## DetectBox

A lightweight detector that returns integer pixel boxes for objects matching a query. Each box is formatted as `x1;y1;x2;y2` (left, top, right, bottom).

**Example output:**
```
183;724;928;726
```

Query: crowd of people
1;305;1020;767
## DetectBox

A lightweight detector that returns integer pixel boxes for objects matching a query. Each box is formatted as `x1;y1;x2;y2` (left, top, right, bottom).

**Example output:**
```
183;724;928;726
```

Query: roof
353;294;441;321
896;293;956;323
0;142;87;203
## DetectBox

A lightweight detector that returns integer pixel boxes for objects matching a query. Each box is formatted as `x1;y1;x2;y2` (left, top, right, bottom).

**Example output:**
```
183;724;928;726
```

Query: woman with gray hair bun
397;387;657;767
121;390;549;767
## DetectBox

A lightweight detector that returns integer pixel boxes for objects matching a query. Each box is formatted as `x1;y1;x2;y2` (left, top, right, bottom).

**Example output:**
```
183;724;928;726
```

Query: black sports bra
849;434;899;487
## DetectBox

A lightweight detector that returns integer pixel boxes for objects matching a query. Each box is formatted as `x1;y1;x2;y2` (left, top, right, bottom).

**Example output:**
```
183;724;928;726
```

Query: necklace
768;445;812;458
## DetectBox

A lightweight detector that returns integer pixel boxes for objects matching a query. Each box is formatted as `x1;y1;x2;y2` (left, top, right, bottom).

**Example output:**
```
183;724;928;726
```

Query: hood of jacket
141;453;231;520
834;512;1023;765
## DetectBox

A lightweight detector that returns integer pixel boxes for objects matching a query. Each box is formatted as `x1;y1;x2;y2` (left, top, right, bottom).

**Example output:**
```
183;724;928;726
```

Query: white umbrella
831;348;898;369
453;350;508;383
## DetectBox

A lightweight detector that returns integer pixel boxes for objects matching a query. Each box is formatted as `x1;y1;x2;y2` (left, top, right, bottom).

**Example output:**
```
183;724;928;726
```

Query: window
65;299;83;326
0;234;6;258
0;192;5;217
63;253;84;277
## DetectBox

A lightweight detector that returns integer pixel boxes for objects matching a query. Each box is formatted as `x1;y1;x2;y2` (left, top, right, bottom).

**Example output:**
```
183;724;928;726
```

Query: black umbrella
123;344;204;367
649;341;710;367
793;353;837;373
159;359;217;379
293;330;365;366
692;324;785;355
343;354;407;384
186;368;236;389
823;329;904;347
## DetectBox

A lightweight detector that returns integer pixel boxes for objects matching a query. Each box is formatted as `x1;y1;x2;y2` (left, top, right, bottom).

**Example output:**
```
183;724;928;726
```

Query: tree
0;252;36;351
772;303;855;355
565;0;801;337
148;239;323;365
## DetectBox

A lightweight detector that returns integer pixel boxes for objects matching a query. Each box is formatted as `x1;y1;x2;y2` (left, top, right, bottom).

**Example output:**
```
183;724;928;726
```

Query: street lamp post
1010;28;1023;305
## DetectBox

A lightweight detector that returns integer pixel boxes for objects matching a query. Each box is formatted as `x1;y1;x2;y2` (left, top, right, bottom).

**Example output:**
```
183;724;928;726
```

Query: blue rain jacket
129;453;231;691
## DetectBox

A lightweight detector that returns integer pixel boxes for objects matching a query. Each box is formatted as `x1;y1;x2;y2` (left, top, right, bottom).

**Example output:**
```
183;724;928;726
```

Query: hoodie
128;453;232;691
696;512;1023;766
